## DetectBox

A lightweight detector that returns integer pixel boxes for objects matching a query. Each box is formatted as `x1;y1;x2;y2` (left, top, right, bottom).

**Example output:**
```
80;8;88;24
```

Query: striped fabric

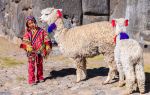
23;27;50;52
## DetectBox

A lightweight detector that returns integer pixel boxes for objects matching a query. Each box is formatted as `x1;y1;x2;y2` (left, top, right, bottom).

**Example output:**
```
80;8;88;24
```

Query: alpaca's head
40;7;62;25
112;18;128;35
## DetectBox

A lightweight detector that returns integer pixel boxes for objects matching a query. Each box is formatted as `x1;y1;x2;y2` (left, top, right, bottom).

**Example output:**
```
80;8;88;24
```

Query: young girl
20;16;52;86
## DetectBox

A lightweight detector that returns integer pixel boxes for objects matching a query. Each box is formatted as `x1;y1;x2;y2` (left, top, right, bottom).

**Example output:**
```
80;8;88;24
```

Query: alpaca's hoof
127;90;133;95
82;75;87;80
76;79;81;83
123;92;130;95
118;81;125;87
140;90;145;94
102;79;110;85
82;76;87;81
122;90;132;95
140;93;145;95
102;81;109;85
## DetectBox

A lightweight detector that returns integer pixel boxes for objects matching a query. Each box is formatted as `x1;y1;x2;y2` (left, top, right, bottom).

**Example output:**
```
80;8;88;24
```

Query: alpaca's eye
45;14;49;15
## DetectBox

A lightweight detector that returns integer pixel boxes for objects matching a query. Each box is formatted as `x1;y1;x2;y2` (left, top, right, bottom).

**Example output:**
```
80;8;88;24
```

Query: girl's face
27;20;36;29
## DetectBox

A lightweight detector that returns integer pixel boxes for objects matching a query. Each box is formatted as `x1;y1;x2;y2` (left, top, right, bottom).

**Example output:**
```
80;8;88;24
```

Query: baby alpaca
113;18;145;94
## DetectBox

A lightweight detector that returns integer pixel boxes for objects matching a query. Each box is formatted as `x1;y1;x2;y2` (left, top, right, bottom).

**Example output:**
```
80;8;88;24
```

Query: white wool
114;18;145;94
40;7;117;84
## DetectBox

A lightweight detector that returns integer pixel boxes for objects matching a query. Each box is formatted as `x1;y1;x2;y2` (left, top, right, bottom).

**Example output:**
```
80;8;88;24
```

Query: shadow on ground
45;67;109;81
145;72;150;93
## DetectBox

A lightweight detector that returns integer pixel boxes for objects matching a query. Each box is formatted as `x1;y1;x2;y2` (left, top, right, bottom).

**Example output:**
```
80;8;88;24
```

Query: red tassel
20;43;26;49
114;35;117;44
57;10;62;18
111;20;116;27
124;19;128;26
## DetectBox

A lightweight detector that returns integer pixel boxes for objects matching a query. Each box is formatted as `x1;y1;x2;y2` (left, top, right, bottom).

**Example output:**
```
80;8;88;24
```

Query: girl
20;16;52;86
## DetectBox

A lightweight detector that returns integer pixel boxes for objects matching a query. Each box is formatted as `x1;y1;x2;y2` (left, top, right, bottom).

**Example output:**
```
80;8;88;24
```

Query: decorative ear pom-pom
114;35;117;44
111;19;116;27
48;23;57;33
124;19;128;26
57;10;62;18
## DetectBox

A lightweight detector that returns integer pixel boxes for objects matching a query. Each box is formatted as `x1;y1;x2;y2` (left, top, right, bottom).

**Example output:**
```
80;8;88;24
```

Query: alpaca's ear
57;9;62;18
124;19;128;26
111;19;116;27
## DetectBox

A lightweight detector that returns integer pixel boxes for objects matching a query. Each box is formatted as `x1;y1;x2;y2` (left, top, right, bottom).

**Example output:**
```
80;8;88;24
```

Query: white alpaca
40;7;117;84
113;18;145;94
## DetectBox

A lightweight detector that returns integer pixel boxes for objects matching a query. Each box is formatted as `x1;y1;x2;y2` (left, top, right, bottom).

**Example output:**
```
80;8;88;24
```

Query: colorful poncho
21;27;51;55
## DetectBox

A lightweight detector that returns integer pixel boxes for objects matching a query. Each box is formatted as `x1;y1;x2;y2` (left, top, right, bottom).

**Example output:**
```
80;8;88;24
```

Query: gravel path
0;37;150;95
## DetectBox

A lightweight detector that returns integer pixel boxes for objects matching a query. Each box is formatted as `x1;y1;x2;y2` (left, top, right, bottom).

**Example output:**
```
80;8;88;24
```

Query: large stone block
82;0;109;15
0;0;7;24
140;30;150;41
82;15;109;25
125;0;149;39
48;0;63;9
1;0;64;38
110;0;126;20
62;0;82;25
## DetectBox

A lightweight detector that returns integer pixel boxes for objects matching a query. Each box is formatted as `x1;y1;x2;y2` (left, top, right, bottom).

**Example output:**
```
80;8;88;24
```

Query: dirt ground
0;37;150;95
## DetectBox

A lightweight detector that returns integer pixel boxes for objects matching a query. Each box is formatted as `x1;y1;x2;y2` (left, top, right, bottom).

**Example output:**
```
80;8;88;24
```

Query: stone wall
0;0;63;39
0;0;150;43
110;0;150;42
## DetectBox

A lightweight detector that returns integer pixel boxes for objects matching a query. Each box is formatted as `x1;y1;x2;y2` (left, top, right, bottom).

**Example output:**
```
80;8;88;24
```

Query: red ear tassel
111;20;116;27
114;35;117;44
57;10;62;18
124;19;128;26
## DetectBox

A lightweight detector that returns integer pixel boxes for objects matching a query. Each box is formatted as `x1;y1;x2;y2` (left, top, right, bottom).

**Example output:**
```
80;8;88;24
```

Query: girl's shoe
39;79;45;83
30;82;37;86
36;79;45;83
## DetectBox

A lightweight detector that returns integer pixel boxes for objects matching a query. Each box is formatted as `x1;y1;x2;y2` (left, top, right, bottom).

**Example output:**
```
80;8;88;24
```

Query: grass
0;56;24;68
144;64;150;73
48;55;74;65
48;55;104;69
87;55;104;62
48;55;104;63
87;55;104;69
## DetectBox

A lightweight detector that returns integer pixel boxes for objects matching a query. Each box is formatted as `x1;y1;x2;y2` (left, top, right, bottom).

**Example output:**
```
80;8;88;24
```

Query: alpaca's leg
122;60;135;94
82;58;87;80
103;54;117;84
114;49;125;87
135;58;145;94
76;63;81;83
75;57;87;82
116;60;125;87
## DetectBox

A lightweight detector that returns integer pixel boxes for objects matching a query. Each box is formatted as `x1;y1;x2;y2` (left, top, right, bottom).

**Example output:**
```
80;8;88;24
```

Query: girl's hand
26;45;33;52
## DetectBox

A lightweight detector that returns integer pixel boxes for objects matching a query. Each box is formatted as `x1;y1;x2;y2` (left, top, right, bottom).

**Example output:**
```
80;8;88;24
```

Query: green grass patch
48;55;72;64
48;55;66;61
48;55;104;68
0;56;24;67
48;55;104;64
144;64;150;73
87;55;104;62
87;55;104;68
